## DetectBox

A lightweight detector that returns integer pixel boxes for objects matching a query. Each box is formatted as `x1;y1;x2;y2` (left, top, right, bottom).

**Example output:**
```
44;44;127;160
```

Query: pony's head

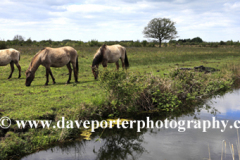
91;44;106;79
91;65;99;79
25;69;35;86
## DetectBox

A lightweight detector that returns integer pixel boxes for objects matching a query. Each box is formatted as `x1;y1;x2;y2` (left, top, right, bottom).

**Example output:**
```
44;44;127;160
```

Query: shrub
220;41;226;45
133;40;142;47
25;38;33;45
0;41;7;49
99;70;143;116
191;37;203;43
152;90;181;111
226;40;234;45
142;40;148;47
169;40;177;45
77;41;84;46
147;42;156;47
88;40;102;47
210;43;218;48
96;67;234;118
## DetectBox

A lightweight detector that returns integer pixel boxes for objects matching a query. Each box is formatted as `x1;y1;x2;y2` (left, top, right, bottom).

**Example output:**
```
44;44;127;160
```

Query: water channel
22;89;240;160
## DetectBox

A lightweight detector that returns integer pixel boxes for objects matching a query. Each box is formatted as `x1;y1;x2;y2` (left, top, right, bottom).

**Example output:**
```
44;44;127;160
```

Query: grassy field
1;45;240;159
0;46;239;119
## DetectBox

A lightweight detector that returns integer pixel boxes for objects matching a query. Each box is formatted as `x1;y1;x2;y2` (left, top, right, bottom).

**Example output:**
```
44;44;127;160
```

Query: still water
22;89;240;160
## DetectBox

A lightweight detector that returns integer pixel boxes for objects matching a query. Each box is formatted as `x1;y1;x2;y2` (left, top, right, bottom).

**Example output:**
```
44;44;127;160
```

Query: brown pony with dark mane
0;48;21;79
25;46;78;86
91;44;129;79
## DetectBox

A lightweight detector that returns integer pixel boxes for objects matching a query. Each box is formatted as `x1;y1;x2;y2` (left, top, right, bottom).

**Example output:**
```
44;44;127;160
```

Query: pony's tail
124;50;129;69
76;56;79;73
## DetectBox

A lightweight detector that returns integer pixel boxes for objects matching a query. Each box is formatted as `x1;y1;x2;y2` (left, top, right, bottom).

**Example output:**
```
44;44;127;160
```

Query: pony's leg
8;61;14;79
71;62;78;82
115;61;119;70
14;61;21;78
66;63;72;84
45;67;50;85
121;58;125;69
45;67;55;85
48;68;56;84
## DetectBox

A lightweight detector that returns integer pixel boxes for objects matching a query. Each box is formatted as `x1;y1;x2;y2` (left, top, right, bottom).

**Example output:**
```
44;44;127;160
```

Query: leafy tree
141;40;148;47
48;39;52;44
178;39;191;43
226;40;234;45
12;35;25;45
0;40;7;49
89;39;102;47
13;35;25;41
220;41;226;45
133;40;141;47
169;40;177;44
143;18;178;47
191;37;203;43
26;38;32;45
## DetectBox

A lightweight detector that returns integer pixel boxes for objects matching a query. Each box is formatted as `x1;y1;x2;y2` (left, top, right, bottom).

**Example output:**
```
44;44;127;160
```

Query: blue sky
0;0;239;42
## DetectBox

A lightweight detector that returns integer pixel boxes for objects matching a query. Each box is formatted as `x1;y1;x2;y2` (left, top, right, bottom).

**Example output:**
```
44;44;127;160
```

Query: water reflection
21;89;240;160
205;89;240;119
22;127;148;160
94;127;147;160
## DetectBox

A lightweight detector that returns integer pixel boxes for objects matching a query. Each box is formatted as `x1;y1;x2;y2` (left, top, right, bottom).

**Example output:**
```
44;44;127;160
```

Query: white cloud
174;0;186;3
0;0;239;41
224;2;240;10
66;4;112;13
206;89;240;114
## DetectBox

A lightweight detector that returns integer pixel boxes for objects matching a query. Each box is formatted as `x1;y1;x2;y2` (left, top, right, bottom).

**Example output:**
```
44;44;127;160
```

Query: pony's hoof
18;76;21;78
52;81;56;84
66;81;70;84
8;77;11;79
45;83;48;86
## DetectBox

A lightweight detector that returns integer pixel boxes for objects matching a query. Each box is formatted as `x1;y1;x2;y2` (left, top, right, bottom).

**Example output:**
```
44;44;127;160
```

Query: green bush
99;70;143;116
0;41;7;49
147;42;156;47
88;40;102;47
133;40;142;47
191;37;203;43
210;43;218;48
152;90;181;111
220;41;226;45
226;40;234;45
142;40;148;47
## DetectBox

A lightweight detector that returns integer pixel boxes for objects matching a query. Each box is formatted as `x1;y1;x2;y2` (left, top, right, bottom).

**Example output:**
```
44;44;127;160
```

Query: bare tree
143;18;178;47
13;35;25;41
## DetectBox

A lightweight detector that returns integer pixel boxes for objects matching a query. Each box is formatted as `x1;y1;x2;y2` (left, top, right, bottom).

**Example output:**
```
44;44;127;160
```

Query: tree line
0;38;158;49
1;17;239;49
1;36;239;50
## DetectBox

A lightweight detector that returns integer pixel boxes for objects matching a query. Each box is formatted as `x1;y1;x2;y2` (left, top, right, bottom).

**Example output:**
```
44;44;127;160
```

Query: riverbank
0;46;240;159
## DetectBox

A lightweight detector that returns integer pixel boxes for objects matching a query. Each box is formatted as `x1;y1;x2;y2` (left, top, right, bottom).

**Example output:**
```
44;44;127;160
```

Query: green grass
1;46;240;121
0;45;240;159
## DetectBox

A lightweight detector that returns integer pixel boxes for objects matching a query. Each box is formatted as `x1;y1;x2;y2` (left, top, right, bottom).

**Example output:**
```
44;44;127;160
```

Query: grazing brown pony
25;46;78;86
0;48;21;79
91;44;129;79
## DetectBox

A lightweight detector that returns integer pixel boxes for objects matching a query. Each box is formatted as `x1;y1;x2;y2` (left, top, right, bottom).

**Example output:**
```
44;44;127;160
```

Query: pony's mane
29;48;46;68
92;44;106;66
